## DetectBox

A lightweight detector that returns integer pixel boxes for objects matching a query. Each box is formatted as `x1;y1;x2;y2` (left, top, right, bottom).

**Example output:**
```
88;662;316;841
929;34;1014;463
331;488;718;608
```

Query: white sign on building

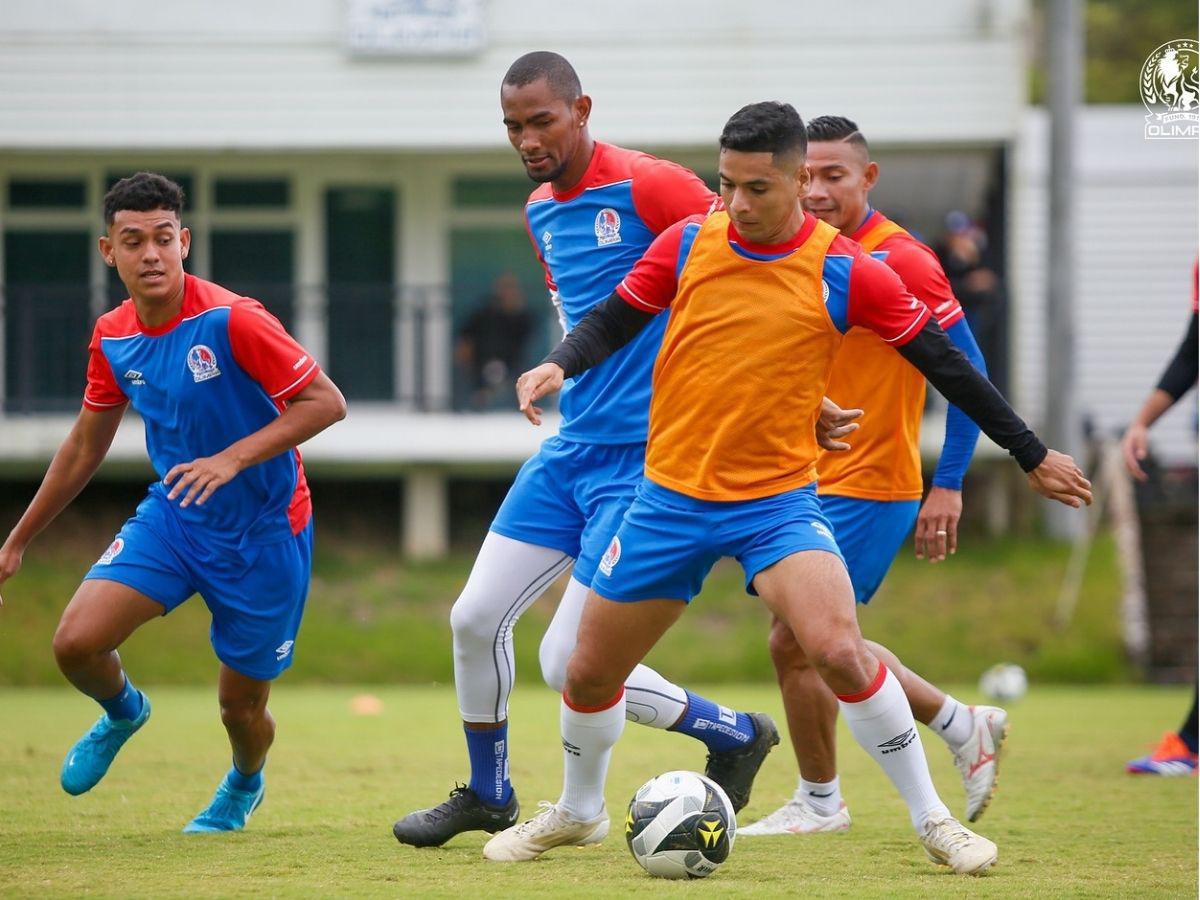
346;0;486;56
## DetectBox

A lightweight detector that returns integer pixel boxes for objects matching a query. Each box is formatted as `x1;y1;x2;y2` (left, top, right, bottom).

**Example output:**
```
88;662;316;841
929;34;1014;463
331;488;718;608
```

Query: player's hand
817;397;862;452
0;541;24;608
515;363;565;426
163;452;242;508
1120;423;1151;482
914;486;962;562
1027;449;1093;508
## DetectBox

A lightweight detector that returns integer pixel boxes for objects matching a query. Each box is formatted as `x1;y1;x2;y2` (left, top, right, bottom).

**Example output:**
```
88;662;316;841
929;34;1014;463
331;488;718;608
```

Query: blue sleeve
932;318;987;490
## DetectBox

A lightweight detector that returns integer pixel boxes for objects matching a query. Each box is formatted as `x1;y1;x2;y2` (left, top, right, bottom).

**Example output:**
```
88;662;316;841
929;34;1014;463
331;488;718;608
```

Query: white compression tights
451;531;688;728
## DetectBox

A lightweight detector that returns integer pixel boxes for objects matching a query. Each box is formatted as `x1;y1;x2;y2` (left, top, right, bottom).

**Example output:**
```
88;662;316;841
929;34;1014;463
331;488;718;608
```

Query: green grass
0;534;1131;686
0;684;1194;897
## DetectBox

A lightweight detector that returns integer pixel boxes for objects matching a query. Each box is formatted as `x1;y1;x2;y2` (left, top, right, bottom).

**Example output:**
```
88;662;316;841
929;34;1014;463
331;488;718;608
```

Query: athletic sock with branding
931;694;974;750
799;775;843;817
668;690;757;753
838;663;950;831
559;690;624;821
98;675;143;722
465;723;513;807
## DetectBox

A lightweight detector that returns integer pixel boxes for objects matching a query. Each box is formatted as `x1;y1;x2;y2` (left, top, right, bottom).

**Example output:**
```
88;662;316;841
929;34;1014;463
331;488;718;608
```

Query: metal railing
0;283;559;414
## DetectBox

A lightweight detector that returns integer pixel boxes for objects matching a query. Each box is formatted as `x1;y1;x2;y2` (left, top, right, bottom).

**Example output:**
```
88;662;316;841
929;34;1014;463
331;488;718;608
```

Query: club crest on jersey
97;537;124;566
186;344;221;383
595;208;622;246
599;535;621;576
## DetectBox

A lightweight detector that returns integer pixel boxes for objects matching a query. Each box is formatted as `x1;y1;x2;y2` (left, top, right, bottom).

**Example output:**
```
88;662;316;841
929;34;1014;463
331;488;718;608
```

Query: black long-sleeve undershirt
1155;311;1199;401
543;293;1048;473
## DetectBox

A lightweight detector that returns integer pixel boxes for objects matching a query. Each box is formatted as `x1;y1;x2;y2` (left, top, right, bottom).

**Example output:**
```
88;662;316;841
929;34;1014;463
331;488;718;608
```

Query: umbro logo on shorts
811;521;834;542
275;640;294;661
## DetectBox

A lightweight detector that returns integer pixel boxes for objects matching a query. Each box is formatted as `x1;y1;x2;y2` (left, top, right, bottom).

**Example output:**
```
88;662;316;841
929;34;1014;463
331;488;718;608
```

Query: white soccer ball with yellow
978;662;1028;702
625;770;736;879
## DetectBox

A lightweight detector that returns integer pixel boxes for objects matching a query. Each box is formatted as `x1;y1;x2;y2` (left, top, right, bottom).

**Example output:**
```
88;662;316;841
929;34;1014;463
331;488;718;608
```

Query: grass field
1;683;1195;898
0;532;1130;686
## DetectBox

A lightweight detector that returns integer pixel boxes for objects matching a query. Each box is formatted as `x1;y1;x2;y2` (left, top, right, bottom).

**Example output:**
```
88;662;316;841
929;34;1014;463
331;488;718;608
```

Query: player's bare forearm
2;406;125;555
163;372;346;508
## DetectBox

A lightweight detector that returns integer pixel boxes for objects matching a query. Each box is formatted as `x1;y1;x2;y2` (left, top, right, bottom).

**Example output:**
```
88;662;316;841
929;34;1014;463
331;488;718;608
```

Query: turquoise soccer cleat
60;692;151;796
183;773;266;834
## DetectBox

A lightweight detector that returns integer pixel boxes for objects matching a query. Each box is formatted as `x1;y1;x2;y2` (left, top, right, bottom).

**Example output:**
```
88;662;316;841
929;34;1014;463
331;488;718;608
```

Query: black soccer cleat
704;711;781;813
392;784;519;848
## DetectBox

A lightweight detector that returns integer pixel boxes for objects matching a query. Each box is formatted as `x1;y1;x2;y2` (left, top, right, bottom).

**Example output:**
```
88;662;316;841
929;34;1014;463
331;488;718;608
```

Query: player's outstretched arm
0;405;127;606
895;320;1092;508
515;291;657;425
163;372;346;508
1121;310;1197;480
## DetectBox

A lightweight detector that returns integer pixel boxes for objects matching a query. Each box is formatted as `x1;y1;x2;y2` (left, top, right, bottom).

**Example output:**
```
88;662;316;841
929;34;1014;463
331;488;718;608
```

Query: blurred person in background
0;172;347;832
939;210;1005;391
1120;258;1198;777
455;272;535;410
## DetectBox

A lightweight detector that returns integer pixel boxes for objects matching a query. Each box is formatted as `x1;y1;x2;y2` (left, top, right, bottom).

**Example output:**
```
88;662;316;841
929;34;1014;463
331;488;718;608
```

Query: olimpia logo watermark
1141;39;1199;140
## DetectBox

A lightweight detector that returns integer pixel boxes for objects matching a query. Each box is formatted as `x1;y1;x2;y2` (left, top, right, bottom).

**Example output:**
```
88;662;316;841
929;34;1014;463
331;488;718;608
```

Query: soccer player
494;102;1092;873
1120;259;1198;776
742;115;1007;836
0;173;346;832
392;52;780;849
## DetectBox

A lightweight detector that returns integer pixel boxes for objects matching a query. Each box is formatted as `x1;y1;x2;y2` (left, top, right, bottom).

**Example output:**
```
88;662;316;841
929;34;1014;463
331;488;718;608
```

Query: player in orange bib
491;102;1092;874
743;116;1008;836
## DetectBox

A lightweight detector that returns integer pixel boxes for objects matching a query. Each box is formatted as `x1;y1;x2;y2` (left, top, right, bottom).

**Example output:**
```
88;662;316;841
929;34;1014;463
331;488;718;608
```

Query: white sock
838;665;950;831
624;665;688;728
559;690;625;821
930;694;973;750
798;775;842;817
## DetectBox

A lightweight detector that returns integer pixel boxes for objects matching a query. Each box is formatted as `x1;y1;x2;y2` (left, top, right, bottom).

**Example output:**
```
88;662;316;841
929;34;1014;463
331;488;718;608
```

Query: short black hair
502;51;582;102
806;115;870;154
719;102;807;160
103;172;184;226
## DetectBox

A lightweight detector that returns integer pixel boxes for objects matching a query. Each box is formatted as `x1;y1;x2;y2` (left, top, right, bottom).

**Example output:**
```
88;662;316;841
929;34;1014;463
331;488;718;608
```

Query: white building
1;0;1193;554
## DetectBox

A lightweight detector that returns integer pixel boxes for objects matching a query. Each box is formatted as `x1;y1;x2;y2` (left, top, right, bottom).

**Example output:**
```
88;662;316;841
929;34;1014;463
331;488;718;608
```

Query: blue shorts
591;478;846;603
490;436;644;586
820;494;919;604
84;493;313;681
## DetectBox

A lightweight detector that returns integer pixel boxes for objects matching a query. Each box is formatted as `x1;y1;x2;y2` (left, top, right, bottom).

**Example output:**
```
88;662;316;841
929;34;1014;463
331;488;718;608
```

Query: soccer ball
625;770;735;879
978;663;1028;702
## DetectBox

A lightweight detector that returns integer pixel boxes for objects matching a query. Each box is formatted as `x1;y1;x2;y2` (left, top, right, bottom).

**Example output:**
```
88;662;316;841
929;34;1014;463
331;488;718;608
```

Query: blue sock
669;691;757;753
98;676;143;722
465;724;512;807
227;760;264;793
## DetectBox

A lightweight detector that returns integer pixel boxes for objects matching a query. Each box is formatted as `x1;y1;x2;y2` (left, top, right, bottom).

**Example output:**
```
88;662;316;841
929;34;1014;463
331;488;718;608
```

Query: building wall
1011;106;1199;466
0;0;1029;150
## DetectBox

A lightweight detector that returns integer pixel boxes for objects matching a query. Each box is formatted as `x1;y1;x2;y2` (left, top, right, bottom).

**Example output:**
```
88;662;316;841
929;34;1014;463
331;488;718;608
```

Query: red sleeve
630;157;718;235
846;251;932;346
82;324;128;411
879;238;964;329
228;301;320;401
614;217;698;312
524;212;556;294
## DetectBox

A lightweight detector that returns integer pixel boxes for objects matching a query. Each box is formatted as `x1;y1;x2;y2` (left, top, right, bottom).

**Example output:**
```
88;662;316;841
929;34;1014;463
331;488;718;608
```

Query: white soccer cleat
952;705;1009;822
739;796;851;836
920;815;998;875
482;801;609;861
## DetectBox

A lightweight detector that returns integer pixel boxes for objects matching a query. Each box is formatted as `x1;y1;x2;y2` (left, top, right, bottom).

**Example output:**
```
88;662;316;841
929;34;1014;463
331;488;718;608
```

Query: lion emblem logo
1141;39;1199;139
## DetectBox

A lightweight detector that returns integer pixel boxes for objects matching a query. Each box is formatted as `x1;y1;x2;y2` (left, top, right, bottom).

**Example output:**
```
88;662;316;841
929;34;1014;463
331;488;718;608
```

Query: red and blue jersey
524;141;716;444
84;275;320;546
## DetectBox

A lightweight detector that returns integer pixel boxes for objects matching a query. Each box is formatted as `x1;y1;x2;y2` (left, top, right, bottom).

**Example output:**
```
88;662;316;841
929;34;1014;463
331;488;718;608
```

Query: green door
4;230;91;412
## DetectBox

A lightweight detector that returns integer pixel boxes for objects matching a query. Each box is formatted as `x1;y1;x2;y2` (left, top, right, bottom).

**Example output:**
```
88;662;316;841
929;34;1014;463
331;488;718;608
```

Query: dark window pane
453;177;535;209
9;179;86;209
325;187;396;401
4;231;92;413
105;172;194;212
211;230;295;330
214;178;290;209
